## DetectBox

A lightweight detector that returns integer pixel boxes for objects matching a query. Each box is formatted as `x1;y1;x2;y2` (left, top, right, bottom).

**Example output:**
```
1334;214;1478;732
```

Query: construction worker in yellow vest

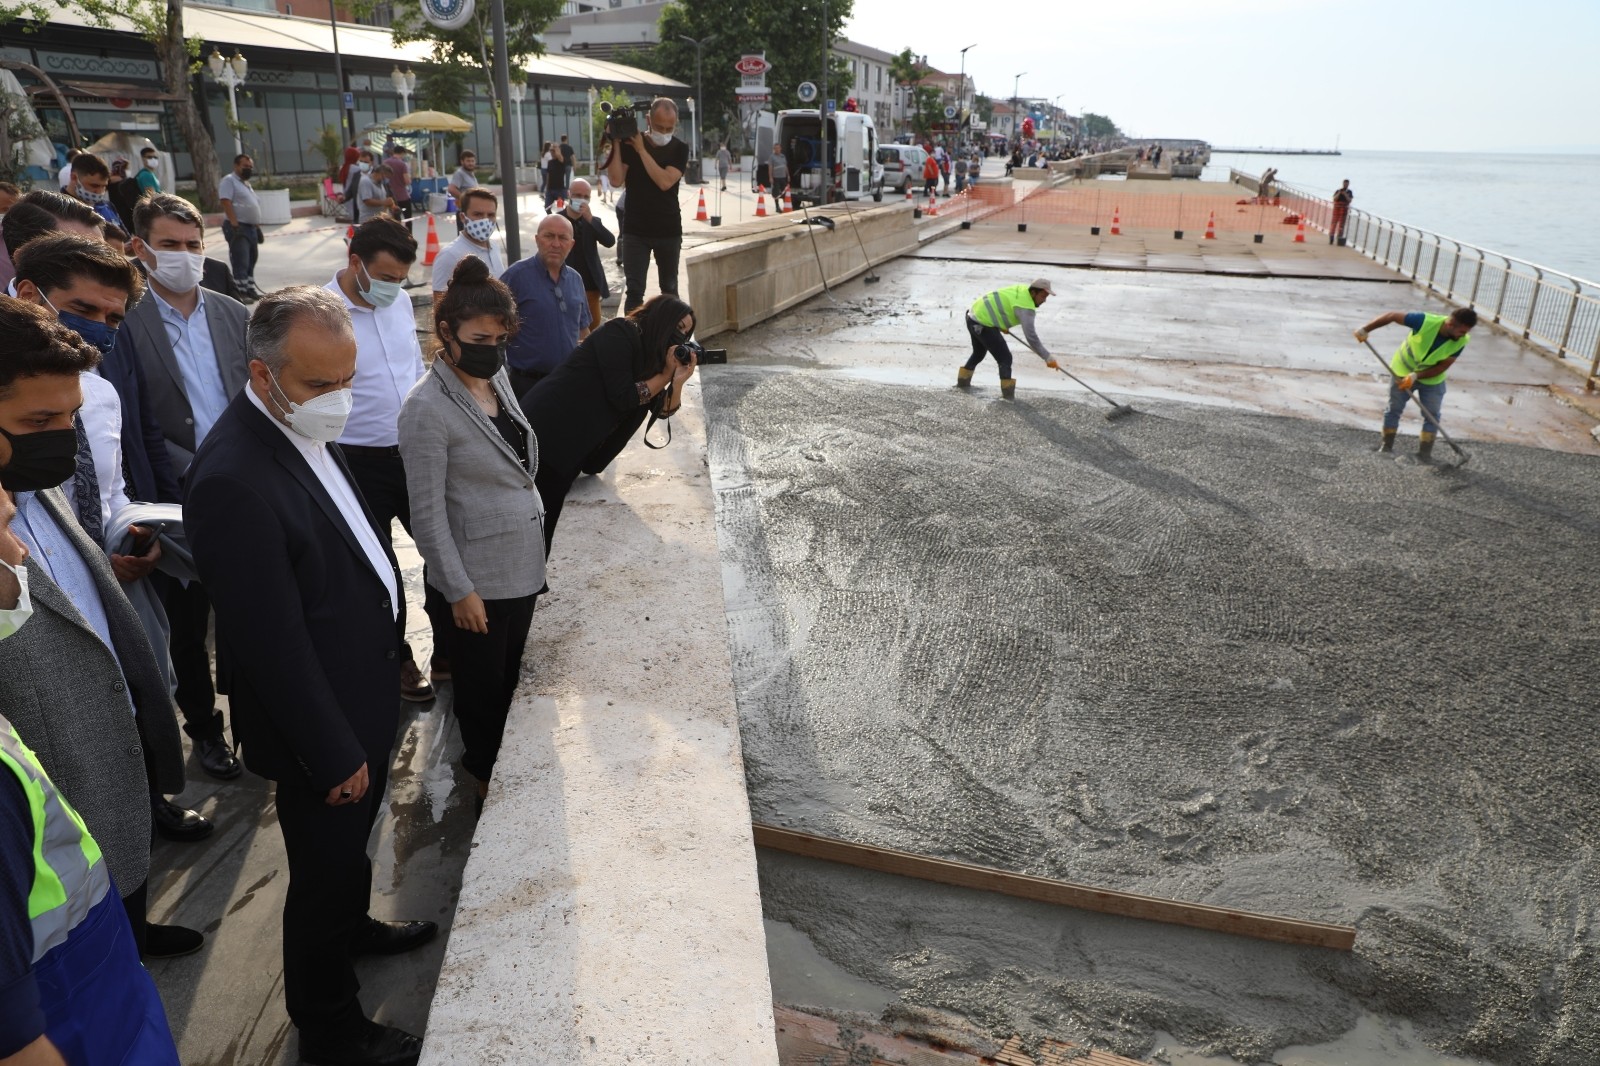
1354;306;1475;462
959;279;1056;398
0;500;181;1065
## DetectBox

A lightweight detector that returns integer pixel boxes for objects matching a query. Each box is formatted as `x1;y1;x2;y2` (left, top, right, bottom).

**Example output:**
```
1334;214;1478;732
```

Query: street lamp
207;49;248;157
391;66;416;114
507;81;527;179
679;33;716;171
1052;94;1064;148
1011;72;1026;146
957;44;975;145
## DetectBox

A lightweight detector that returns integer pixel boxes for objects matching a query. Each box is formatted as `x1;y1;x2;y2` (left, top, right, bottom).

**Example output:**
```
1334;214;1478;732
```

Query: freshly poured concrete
705;252;1600;1063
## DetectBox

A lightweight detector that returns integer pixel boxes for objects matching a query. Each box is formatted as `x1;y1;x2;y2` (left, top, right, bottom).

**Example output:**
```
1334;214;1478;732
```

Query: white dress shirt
428;234;505;290
327;272;424;448
245;384;399;620
80;370;131;542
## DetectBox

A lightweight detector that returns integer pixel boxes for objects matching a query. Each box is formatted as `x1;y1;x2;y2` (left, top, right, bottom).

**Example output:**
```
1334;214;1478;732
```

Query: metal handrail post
1445;240;1461;300
1554;280;1579;358
1493;255;1512;322
1523;266;1543;339
1425;240;1441;291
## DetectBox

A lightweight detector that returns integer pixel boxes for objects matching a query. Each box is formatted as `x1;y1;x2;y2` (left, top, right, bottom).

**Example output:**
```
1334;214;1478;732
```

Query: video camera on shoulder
599;99;653;142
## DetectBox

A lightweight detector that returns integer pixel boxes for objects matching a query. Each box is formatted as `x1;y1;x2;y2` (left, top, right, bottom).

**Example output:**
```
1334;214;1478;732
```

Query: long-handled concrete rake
1005;330;1137;420
1359;337;1471;466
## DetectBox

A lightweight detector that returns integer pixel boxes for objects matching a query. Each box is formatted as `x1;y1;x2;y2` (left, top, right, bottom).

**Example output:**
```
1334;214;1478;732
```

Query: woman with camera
398;256;545;806
519;294;698;555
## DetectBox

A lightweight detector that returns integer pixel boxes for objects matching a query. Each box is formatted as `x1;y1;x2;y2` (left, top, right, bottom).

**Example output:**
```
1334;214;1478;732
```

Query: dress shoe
144;922;204;959
196;734;243;780
349;918;438;957
428;654;451;683
399;659;435;703
152;799;214;842
300;1022;422;1066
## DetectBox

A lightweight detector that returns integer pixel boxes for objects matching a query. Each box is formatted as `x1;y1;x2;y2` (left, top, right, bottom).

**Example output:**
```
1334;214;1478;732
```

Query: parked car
877;143;928;192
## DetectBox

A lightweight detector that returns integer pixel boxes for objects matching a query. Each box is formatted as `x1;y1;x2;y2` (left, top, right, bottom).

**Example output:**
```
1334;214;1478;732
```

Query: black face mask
451;339;506;380
0;426;79;492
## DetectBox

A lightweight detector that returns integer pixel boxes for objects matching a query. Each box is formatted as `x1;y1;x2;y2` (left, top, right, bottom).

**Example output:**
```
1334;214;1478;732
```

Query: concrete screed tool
1359;337;1471;466
1004;329;1137;421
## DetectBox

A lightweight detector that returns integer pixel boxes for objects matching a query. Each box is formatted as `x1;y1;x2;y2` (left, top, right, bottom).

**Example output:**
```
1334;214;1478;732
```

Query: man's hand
326;762;369;806
628;131;647;157
110;524;162;584
577;200;593;222
453;591;488;635
1353;329;1369;343
1396;373;1416;391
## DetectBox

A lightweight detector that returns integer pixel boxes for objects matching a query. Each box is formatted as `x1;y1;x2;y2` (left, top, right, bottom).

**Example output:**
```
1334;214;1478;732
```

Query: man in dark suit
185;286;433;1066
115;192;252;781
0;294;199;960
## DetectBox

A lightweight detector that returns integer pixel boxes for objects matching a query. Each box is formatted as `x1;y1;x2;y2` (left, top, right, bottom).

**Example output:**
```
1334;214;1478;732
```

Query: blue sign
797;80;818;103
825;99;836;114
342;91;355;110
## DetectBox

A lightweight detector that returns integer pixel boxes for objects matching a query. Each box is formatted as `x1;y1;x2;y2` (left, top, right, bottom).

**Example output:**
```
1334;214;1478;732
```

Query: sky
841;0;1600;152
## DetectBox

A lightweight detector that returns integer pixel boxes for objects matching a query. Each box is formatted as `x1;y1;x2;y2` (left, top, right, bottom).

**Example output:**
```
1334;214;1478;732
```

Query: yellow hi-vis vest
970;284;1038;332
1389;313;1468;386
0;719;110;963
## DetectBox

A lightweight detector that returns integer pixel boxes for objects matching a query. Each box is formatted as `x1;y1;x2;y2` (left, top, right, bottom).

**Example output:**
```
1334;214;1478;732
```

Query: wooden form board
773;1007;1150;1066
752;823;1356;951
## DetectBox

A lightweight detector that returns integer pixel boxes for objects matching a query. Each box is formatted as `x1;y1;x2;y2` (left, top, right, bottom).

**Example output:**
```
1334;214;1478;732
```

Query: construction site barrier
1234;171;1600;390
972;179;1310;241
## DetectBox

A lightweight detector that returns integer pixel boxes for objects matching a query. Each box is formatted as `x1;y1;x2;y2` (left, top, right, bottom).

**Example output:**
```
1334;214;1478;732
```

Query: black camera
675;341;728;366
600;99;652;142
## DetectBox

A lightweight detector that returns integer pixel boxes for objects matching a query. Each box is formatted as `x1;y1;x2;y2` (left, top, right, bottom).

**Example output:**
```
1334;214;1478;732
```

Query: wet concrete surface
706;278;1600;1064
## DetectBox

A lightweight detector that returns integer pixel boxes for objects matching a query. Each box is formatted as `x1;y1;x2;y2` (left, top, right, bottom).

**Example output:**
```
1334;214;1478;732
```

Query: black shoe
196;734;243;780
300;1022;422;1066
144;922;204;959
349;918;438;957
400;660;436;703
153;799;214;842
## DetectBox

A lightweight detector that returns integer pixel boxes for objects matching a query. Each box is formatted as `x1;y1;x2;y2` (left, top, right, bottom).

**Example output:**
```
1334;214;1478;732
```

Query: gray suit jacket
125;286;251;473
0;487;185;897
398;363;546;602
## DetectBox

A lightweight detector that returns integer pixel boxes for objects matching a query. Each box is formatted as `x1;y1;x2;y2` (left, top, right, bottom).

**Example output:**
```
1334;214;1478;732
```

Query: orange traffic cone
695;188;708;222
1293;216;1306;243
423;212;440;266
905;185;913;205
928;191;939;217
783;187;794;213
1111;205;1121;235
345;223;354;243
755;185;768;217
1204;211;1216;240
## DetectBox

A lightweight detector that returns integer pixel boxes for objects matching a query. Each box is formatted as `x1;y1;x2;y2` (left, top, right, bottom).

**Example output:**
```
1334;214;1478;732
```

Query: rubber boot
1417;432;1436;464
956;366;973;388
1378;428;1396;453
1000;378;1016;399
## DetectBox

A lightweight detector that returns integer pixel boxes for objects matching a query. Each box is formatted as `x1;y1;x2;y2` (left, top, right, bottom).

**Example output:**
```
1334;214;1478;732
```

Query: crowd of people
0;94;700;1066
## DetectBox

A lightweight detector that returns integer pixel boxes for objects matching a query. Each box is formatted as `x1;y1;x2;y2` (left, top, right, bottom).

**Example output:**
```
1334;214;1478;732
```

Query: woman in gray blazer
399;257;544;802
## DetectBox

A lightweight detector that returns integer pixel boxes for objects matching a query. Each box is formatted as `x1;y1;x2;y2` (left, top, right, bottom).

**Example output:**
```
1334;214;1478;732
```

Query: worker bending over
959;279;1056;399
1355;306;1475;462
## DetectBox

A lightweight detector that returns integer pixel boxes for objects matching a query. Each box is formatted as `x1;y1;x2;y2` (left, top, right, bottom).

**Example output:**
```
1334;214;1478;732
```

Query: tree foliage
1080;112;1121;141
385;0;565;110
1;0;225;208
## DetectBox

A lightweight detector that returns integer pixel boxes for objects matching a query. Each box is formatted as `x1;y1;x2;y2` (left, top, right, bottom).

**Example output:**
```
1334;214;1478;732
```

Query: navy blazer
184;391;406;793
100;330;182;504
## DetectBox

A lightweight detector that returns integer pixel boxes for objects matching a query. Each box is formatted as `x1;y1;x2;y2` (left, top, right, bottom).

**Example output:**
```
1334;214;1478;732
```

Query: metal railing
1231;171;1600;391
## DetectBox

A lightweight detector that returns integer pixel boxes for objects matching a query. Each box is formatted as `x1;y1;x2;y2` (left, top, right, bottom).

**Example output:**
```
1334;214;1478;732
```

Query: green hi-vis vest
0;720;111;964
970;284;1038;332
1389;313;1468;386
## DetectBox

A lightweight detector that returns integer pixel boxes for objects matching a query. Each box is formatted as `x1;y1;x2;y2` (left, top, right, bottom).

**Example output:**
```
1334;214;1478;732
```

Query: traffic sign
943;104;957;119
342;91;355;110
797;81;818;103
825;98;836;114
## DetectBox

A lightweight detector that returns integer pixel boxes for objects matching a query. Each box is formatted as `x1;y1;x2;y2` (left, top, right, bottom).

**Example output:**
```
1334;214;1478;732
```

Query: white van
753;108;884;205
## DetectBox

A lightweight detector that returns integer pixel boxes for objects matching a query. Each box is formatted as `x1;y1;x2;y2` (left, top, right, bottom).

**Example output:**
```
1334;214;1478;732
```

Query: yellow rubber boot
1378;428;1396;453
1417;431;1436;464
1000;378;1017;399
957;366;973;388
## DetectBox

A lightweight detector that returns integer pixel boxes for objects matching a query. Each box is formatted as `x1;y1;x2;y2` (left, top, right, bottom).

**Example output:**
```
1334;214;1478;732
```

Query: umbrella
390;110;473;132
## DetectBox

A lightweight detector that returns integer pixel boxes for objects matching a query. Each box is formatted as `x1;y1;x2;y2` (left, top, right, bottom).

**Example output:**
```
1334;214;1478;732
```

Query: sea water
1204;151;1600;283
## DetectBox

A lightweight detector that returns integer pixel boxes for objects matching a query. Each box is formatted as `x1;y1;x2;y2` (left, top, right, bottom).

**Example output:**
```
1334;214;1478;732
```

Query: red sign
1021;117;1035;137
735;55;771;76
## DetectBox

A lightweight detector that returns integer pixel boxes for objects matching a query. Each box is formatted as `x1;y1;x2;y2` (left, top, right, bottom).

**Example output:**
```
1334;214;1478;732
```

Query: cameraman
605;98;688;314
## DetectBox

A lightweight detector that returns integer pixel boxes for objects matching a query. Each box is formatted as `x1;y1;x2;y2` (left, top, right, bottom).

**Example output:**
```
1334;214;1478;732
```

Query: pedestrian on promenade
447;151;479;201
219;154;263;299
542;142;566;213
185;286;435;1065
1355;307;1475;462
430;188;507;299
768;143;789;201
136;146;162;195
66;154;119;229
606;97;688;314
502;213;591;397
559;134;576;188
356;158;399;225
953;153;968;194
958;278;1058;399
716;142;731;190
384;143;413;220
1330;179;1353;245
398;257;544;809
518;294;697;554
559;178;615;330
922;152;940;197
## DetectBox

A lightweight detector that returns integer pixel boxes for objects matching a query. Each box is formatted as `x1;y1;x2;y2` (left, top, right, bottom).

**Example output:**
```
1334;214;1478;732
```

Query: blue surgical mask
44;295;118;355
357;260;404;309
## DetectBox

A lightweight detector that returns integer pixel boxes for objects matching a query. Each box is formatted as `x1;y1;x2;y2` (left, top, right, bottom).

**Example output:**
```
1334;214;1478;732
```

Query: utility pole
1012;71;1025;146
329;7;353;146
490;0;522;261
958;43;975;146
679;34;716;177
819;0;828;203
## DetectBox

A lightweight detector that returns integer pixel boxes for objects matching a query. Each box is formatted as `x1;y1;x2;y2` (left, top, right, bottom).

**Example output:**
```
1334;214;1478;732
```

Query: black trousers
275;756;390;1035
620;233;682;314
340;447;449;665
963;312;1014;378
448;594;537;782
157;573;223;741
534;409;648;557
508;367;546;401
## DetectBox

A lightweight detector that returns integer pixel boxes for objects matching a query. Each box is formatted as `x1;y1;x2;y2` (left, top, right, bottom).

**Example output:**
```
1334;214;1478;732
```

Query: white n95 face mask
647;130;673;147
269;374;354;443
149;249;205;292
0;560;33;641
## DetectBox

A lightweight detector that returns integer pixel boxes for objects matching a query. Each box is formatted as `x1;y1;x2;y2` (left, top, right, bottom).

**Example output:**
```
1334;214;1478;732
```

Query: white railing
1231;171;1600;392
